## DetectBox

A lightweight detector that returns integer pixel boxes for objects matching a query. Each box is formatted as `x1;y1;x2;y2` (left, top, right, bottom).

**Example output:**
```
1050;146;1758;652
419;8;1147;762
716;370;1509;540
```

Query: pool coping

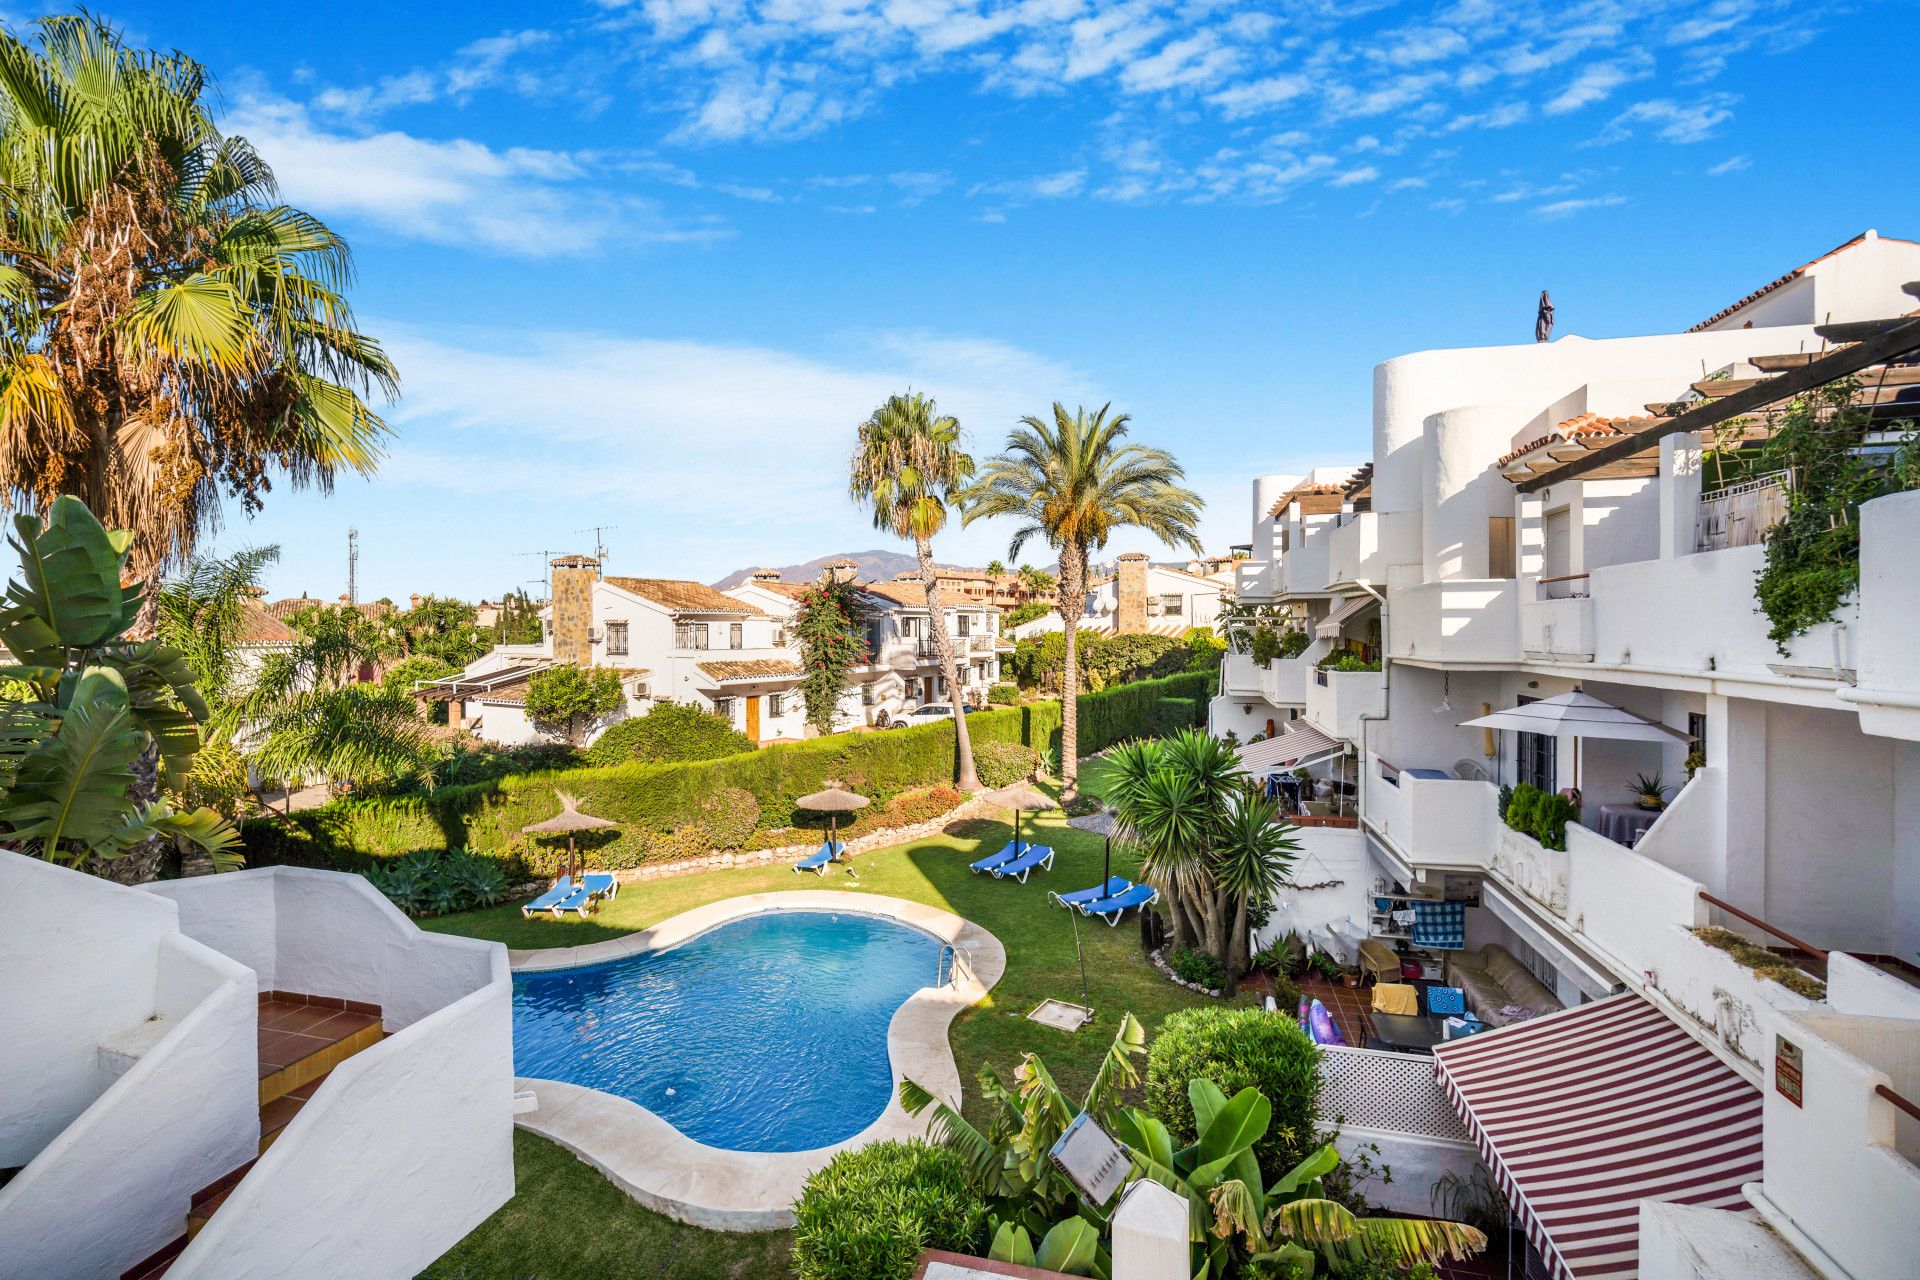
506;890;1006;1231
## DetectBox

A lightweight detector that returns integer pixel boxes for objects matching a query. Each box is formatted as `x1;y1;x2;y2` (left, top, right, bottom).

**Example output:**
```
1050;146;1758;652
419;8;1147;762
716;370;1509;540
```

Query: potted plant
1632;772;1670;811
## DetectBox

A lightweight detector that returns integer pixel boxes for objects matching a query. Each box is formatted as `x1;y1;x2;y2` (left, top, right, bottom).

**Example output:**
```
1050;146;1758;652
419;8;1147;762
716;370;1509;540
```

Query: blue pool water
512;911;943;1152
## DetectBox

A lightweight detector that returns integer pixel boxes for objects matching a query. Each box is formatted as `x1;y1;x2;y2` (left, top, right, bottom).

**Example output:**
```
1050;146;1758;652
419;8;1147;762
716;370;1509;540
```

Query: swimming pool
512;910;944;1153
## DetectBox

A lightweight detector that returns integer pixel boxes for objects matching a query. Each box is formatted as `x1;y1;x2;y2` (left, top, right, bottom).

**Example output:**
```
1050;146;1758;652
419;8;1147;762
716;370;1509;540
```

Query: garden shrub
239;674;1211;875
1151;696;1200;737
1316;650;1380;672
698;787;760;849
583;700;756;766
791;1139;988;1280
986;682;1020;706
363;849;508;917
1169;945;1227;991
973;739;1040;788
1146;1007;1322;1179
1503;782;1578;850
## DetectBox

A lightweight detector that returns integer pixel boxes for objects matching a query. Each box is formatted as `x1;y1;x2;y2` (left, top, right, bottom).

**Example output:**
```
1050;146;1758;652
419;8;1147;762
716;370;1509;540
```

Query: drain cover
1027;998;1094;1032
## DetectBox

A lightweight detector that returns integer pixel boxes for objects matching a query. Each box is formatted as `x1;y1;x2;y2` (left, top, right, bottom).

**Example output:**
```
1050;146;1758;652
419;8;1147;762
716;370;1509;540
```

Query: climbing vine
794;578;872;732
1709;379;1918;652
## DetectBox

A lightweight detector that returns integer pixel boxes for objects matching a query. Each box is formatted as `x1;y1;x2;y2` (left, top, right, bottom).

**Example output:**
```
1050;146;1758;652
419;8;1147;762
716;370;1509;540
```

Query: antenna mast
573;524;616;565
347;527;359;604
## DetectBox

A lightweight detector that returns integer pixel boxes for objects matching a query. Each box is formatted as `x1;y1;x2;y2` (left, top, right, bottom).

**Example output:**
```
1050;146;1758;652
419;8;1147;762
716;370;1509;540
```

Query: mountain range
711;550;941;589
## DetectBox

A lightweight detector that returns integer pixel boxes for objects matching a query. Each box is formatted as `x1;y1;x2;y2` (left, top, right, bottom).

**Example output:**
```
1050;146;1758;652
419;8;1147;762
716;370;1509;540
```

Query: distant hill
713;550;935;589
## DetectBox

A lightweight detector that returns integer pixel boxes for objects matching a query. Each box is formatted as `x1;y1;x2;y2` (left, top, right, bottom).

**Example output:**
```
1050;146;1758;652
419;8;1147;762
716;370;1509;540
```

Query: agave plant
1117;1081;1487;1277
0;497;239;872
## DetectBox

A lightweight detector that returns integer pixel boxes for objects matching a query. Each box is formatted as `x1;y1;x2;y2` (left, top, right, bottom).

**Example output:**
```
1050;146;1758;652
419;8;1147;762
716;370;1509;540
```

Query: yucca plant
0;496;239;872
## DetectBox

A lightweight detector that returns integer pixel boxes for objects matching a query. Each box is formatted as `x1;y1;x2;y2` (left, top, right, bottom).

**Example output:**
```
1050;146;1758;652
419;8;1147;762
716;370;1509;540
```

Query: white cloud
227;97;723;255
969;169;1087;201
1595;95;1738;144
1545;61;1636;114
1707;153;1752;176
369;322;1091;572
1536;193;1628;218
1330;165;1380;188
1208;75;1308;120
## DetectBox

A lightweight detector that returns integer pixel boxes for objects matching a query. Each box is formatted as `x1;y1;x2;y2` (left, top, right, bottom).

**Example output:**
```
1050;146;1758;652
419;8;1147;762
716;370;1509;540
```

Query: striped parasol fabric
1432;993;1763;1280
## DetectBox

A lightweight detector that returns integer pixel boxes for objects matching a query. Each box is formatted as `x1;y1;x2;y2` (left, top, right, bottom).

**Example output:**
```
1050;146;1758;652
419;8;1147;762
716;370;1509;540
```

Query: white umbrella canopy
1458;691;1690;743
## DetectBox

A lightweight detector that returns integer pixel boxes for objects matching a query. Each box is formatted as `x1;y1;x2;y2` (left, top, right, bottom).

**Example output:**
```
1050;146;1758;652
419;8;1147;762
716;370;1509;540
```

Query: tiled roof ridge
604;576;766;616
1495;412;1657;468
1685;230;1920;333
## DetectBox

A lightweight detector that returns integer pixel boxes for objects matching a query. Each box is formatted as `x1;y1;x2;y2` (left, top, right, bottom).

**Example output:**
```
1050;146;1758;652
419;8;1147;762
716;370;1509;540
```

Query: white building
424;556;809;746
1011;552;1226;641
1216;230;1920;1280
0;853;513;1280
733;563;1006;727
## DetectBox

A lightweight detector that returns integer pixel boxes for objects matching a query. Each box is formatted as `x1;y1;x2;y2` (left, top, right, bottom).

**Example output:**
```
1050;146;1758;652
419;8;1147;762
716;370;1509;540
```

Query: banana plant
0;497;239;871
901;1012;1147;1275
1116;1080;1488;1277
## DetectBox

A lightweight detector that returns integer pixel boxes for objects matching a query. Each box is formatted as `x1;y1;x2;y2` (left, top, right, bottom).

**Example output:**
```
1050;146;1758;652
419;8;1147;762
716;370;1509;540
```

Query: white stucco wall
0;930;258;1280
0;852;186;1165
1254;825;1370;961
1852;489;1920;742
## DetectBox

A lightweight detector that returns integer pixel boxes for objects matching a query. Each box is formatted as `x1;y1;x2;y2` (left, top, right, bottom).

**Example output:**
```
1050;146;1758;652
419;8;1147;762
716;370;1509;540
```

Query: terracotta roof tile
237;601;299;645
697;658;803;683
1265;471;1362;518
605;577;765;615
1495;412;1656;469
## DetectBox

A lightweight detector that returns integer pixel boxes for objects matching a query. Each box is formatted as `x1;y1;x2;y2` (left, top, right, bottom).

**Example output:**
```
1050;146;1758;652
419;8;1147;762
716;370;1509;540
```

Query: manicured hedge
1145;1006;1322;1182
240;673;1211;873
791;1139;987;1280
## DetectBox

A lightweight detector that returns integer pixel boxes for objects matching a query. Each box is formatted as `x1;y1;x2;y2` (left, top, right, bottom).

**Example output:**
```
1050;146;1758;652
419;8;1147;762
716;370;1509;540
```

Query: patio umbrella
522;791;620;882
990;781;1054;853
1459;691;1689;787
796;783;871;873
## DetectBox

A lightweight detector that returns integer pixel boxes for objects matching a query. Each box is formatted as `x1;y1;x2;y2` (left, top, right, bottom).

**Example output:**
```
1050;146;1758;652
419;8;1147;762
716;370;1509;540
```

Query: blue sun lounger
1078;882;1158;926
522;876;575;917
549;886;598;918
582;872;617;899
969;841;1026;874
793;841;846;875
1049;876;1131;911
992;843;1055;882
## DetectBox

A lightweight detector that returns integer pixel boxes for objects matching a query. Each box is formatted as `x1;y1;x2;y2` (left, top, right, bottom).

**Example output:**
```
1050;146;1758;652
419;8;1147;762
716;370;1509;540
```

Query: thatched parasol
522;791;619;881
796;782;871;872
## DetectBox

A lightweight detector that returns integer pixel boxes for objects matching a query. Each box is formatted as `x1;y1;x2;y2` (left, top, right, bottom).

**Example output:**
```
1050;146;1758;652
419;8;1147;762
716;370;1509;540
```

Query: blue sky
80;0;1918;602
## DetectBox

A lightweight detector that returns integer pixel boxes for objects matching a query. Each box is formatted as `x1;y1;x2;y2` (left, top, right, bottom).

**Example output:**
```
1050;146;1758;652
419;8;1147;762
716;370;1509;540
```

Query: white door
1542;508;1572;598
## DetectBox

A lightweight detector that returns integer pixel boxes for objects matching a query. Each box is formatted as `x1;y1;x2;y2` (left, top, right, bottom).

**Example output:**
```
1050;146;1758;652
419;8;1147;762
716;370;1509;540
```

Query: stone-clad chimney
550;554;600;666
820;558;859;585
1115;553;1150;634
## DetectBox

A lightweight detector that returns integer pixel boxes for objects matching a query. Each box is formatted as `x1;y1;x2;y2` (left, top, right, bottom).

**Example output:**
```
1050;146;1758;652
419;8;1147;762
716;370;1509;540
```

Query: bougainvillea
794;578;872;732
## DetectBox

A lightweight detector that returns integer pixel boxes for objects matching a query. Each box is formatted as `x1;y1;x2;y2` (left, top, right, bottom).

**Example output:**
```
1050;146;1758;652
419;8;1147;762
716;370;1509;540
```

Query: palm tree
984;558;1005;577
850;391;981;789
964;403;1202;796
0;15;397;581
1106;731;1298;977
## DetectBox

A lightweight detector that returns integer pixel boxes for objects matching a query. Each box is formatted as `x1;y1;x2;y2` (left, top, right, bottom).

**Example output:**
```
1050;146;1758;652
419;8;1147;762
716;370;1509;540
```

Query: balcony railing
1695;469;1792;553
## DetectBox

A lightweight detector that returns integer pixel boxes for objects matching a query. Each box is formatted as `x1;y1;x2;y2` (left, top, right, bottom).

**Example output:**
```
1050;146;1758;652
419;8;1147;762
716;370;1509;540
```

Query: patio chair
1357;937;1400;985
968;842;1026;875
581;872;618;899
991;843;1055;882
548;886;597;918
792;841;846;876
1048;876;1130;911
521;877;575;917
1078;882;1158;926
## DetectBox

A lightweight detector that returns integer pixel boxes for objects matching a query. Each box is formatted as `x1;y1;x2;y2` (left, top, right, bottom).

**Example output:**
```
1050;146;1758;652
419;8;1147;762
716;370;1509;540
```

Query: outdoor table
1369;1011;1449;1054
1594;802;1659;846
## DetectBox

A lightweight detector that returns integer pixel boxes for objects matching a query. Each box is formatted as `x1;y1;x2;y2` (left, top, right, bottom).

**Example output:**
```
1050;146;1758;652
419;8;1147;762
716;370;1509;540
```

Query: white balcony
1274;543;1331;598
1520;586;1595;662
1361;754;1497;871
1850;489;1920;740
1222;650;1264;697
1327;510;1418;588
1386;579;1519;663
1303;666;1384;742
1232;559;1275;600
1586;544;1855;681
1260;655;1311;706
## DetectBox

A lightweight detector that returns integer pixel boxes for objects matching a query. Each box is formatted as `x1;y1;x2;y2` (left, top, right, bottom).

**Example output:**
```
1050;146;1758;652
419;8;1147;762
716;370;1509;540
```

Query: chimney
1115;553;1150;634
550;553;600;666
820;559;859;585
750;568;782;584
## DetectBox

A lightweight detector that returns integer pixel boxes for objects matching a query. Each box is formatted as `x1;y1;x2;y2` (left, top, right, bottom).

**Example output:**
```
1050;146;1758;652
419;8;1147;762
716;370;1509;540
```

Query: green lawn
419;1129;795;1280
423;796;1255;1122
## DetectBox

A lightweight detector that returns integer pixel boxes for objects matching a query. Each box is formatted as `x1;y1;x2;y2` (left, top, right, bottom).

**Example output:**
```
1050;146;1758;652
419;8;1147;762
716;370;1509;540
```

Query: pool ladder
936;944;974;989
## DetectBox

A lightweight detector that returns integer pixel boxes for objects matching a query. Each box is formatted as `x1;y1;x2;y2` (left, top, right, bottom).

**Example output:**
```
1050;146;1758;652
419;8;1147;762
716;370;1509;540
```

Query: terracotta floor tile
306;1009;378;1040
260;1003;335;1033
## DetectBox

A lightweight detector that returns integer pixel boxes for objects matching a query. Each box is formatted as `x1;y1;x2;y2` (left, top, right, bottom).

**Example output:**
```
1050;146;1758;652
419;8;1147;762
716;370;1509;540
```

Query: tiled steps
118;993;383;1279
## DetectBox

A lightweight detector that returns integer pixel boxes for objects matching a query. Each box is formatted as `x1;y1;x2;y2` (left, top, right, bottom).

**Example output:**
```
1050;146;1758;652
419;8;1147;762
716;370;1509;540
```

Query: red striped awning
1432;994;1762;1280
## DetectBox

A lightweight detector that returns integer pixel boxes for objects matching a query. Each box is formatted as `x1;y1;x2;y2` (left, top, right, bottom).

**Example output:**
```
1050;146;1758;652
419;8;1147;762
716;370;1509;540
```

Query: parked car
887;703;976;728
